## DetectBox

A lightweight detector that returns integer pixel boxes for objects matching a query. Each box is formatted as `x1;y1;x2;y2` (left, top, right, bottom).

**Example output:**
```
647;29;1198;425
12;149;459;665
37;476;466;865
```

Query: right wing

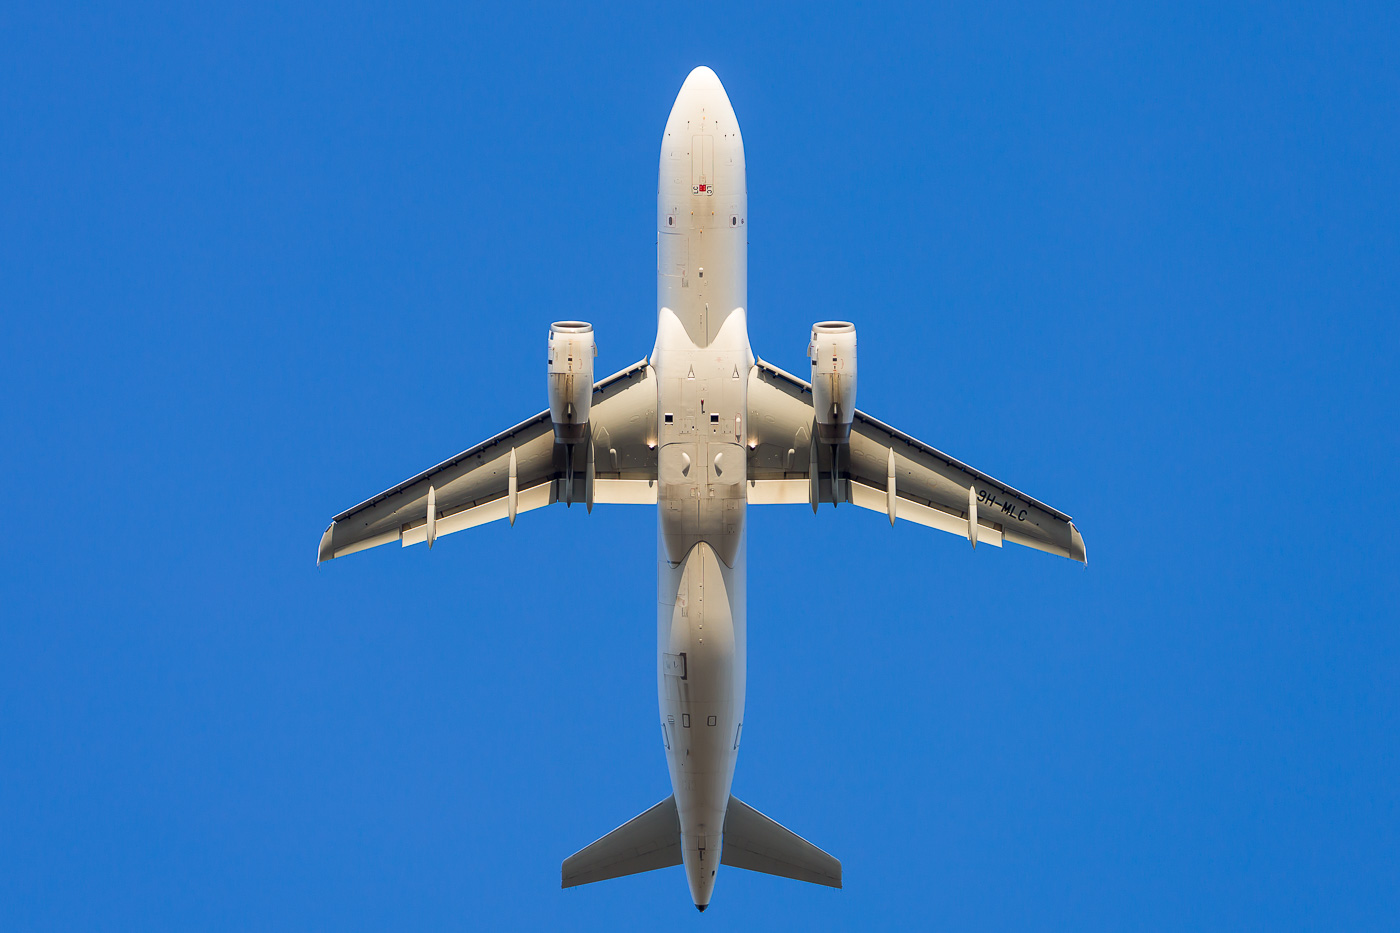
318;361;658;563
745;359;1086;562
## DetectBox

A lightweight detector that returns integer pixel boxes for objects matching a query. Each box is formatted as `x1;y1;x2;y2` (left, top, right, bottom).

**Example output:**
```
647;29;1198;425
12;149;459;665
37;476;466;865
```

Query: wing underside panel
745;360;1085;562
319;361;659;562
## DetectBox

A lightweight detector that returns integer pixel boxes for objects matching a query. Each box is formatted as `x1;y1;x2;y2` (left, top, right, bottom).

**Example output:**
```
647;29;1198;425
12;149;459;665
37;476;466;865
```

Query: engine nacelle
547;321;596;444
808;321;857;443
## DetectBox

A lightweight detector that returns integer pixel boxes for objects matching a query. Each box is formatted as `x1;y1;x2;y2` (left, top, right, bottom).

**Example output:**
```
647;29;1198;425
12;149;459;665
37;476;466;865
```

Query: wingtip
317;522;336;565
1070;522;1088;566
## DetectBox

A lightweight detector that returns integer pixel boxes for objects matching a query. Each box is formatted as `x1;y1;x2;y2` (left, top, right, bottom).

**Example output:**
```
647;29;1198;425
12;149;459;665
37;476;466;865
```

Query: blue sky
2;2;1397;929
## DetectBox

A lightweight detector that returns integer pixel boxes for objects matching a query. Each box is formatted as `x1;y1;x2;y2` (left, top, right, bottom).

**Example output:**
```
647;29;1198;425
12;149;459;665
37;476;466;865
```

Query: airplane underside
318;65;1085;912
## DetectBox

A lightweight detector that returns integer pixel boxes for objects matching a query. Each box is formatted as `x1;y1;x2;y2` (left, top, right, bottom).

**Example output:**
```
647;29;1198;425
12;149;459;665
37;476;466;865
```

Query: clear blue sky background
3;2;1396;929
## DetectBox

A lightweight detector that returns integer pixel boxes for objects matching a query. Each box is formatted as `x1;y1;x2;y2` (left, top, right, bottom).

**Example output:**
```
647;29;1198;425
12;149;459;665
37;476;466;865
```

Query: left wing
318;361;658;562
745;360;1087;562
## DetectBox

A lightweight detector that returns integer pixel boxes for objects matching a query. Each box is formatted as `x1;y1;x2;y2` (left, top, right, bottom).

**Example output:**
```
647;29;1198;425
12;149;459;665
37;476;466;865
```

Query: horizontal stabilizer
721;795;842;888
561;796;681;888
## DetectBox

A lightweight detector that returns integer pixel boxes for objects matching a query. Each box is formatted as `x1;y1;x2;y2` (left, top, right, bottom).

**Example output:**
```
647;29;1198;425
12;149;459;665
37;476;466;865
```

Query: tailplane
721;796;842;887
561;796;681;888
561;793;841;890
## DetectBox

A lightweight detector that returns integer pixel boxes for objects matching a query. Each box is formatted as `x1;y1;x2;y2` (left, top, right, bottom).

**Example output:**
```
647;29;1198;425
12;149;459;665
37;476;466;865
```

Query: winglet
1070;522;1088;565
317;522;336;565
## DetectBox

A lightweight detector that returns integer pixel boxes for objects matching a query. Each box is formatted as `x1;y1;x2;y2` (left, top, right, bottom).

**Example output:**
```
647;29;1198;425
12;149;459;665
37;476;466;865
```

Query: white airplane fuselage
651;67;752;909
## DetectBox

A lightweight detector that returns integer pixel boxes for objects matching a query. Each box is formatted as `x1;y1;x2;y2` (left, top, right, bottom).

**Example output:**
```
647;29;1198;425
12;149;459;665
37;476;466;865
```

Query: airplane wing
318;360;659;562
744;359;1087;562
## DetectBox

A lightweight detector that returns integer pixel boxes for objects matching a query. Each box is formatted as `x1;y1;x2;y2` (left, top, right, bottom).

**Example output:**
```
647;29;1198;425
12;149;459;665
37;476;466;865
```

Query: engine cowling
808;321;857;443
547;321;596;444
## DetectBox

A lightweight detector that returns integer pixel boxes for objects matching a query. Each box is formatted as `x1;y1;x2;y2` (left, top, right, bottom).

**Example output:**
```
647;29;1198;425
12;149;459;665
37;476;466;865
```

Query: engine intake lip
812;321;855;333
551;321;593;334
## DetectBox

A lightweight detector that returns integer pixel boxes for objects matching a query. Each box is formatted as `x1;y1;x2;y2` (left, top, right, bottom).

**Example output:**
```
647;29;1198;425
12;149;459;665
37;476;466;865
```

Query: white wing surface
745;360;1087;562
318;361;659;562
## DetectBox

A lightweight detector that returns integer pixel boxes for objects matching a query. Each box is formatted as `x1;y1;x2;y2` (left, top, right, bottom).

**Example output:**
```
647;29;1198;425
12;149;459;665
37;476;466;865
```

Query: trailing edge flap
561;796;681;888
721;795;842;888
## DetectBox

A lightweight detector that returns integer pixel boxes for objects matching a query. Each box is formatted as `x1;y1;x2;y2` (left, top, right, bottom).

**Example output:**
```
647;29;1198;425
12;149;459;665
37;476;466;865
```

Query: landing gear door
691;135;714;195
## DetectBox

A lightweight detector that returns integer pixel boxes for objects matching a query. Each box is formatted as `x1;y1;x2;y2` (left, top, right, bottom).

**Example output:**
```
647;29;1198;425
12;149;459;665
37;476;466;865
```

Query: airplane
317;65;1087;912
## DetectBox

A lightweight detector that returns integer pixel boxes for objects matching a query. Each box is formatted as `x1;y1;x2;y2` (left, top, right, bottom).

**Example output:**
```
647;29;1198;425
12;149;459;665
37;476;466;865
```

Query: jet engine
547;321;596;445
808;321;857;443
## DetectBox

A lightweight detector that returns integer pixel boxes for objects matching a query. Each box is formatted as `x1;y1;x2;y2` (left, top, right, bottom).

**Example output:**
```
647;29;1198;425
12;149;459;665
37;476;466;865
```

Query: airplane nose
672;65;735;118
682;65;722;90
659;65;745;214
